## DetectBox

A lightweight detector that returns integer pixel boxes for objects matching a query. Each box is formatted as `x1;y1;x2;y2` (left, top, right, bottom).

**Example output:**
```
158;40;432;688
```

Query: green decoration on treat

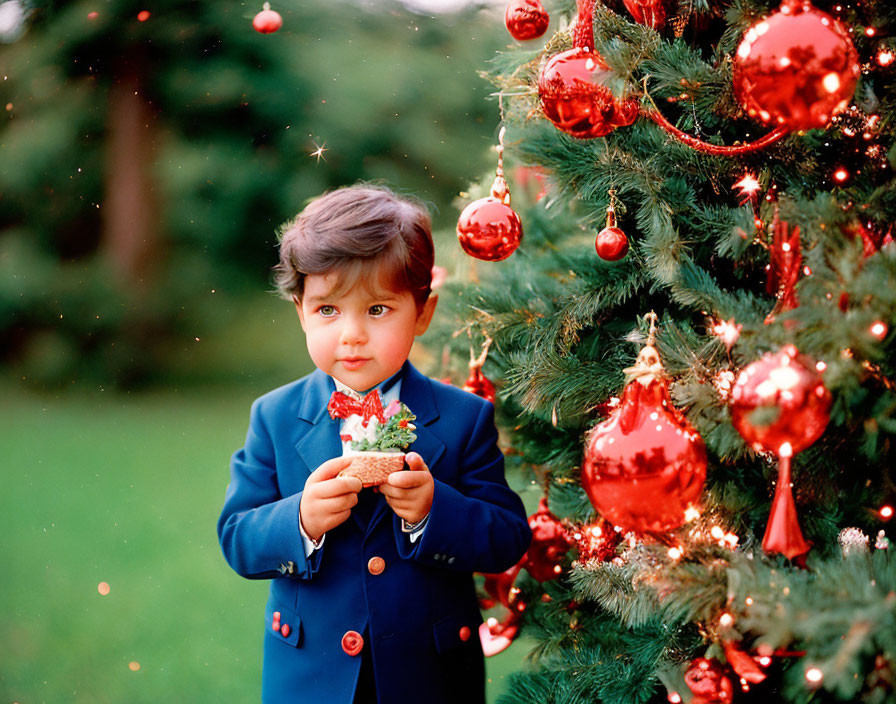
352;404;417;453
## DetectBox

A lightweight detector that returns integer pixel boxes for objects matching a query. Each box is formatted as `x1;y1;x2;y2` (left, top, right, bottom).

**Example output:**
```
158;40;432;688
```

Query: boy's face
295;273;437;392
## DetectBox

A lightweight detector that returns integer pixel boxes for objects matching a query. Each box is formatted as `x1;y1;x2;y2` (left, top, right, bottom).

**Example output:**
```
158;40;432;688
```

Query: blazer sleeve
394;398;532;573
217;398;320;580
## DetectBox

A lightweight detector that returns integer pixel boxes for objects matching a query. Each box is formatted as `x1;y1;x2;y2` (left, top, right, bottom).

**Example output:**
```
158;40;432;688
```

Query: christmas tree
440;0;896;702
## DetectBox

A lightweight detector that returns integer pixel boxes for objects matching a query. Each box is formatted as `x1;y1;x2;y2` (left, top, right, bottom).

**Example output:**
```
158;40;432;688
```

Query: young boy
217;185;532;704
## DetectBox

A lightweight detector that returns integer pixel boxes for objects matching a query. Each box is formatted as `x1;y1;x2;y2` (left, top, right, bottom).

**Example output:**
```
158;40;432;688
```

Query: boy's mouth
339;358;370;371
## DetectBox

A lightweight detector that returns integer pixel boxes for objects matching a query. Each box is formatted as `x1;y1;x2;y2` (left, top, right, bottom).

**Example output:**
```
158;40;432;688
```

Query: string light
684;506;701;522
805;667;824;685
880;505;894;520
870;321;888;340
878;50;895;67
758;656;772;666
668;546;683;560
833;168;849;182
719;612;735;628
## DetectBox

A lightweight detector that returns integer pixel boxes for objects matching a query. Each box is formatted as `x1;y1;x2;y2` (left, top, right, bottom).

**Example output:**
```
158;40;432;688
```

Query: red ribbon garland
327;389;386;426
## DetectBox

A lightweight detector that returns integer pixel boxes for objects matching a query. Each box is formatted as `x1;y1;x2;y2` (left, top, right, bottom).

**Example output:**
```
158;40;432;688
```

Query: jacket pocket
266;599;303;647
432;609;480;654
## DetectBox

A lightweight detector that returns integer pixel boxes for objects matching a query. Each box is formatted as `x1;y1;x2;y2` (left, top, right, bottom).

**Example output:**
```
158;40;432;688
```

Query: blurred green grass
1;381;537;702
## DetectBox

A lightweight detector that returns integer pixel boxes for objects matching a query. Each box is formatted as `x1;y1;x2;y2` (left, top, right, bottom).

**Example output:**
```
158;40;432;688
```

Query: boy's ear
414;293;438;336
293;295;307;332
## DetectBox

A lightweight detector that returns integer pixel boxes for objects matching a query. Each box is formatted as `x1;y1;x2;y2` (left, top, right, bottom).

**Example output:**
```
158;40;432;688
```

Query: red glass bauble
457;197;522;261
462;366;496;404
252;4;282;33
538;47;640;139
582;350;707;533
729;345;831;456
595;226;629;261
505;0;550;41
622;0;666;30
685;658;735;704
733;0;859;131
522;498;572;582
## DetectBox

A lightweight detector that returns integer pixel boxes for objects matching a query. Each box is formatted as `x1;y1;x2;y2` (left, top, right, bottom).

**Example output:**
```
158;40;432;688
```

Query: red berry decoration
253;2;282;34
733;0;859;131
730;345;832;559
622;0;667;30
505;0;550;41
582;315;707;533
457;128;522;261
595;195;629;261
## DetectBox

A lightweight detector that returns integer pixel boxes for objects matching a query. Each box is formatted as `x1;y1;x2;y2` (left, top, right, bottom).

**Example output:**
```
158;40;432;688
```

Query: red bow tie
327;388;386;426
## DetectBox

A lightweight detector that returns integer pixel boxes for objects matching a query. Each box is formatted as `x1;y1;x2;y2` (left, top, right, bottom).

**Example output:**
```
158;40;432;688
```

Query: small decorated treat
327;389;417;487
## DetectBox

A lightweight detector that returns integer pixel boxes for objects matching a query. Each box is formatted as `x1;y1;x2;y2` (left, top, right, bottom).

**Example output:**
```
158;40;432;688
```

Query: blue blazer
218;362;532;703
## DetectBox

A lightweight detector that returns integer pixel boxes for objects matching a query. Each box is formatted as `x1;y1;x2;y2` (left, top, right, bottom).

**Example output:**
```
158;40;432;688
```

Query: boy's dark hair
274;184;434;308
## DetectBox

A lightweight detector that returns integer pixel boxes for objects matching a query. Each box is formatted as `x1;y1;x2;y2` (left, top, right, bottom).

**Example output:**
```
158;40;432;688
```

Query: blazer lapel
294;369;342;480
366;363;446;537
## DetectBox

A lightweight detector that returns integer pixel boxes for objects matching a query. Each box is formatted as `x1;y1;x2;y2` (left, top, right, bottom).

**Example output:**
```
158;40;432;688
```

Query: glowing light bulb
870;321;888;340
880;505;894;519
833;168;849;182
668;547;683;560
719;612;735;628
806;667;824;684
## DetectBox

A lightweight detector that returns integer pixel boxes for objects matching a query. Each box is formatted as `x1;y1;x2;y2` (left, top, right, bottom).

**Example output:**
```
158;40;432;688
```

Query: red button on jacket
341;630;364;656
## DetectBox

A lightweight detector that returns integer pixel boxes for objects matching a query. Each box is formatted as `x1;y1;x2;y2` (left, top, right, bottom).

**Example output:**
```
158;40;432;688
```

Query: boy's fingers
387;470;431;489
307;456;354;484
404;452;429;472
314;476;363;497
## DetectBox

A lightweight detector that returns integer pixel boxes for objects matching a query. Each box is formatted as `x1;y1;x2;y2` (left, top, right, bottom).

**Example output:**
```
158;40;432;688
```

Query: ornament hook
490;126;511;204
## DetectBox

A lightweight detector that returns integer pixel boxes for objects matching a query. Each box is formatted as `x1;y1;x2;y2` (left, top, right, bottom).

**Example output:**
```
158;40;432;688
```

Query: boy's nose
338;317;367;345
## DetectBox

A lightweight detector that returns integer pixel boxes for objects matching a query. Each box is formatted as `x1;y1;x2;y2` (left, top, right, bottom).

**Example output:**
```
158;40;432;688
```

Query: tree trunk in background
102;68;161;288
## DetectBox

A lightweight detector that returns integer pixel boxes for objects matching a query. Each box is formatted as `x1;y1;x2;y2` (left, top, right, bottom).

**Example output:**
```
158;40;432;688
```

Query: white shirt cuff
402;513;430;543
299;519;325;556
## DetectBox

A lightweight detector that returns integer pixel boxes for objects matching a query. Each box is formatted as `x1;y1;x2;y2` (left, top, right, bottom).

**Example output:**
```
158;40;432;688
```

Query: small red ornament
685;658;735;704
480;562;522;611
462;337;496;403
539;48;640;139
457;127;522;261
463;366;496;404
538;0;638;139
253;2;282;34
595;195;629;261
730;345;832;559
733;0;859;131
582;314;707;533
622;0;667;30
522;498;573;581
504;0;549;41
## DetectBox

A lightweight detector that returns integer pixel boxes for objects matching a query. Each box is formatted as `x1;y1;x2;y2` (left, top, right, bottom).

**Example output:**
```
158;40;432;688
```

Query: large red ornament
538;47;640;139
522;498;573;581
505;0;549;41
730;345;831;559
685;658;735;704
252;2;282;33
733;0;859;131
622;0;666;30
582;322;707;533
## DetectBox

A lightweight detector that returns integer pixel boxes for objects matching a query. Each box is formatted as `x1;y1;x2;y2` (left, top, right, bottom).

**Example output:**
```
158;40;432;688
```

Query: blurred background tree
0;0;503;388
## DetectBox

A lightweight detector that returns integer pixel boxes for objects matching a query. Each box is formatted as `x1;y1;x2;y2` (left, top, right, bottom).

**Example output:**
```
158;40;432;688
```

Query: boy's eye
368;304;389;317
318;305;337;316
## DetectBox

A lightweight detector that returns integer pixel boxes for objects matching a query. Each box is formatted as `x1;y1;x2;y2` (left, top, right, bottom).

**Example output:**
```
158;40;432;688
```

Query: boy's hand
300;457;363;541
381;452;434;525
